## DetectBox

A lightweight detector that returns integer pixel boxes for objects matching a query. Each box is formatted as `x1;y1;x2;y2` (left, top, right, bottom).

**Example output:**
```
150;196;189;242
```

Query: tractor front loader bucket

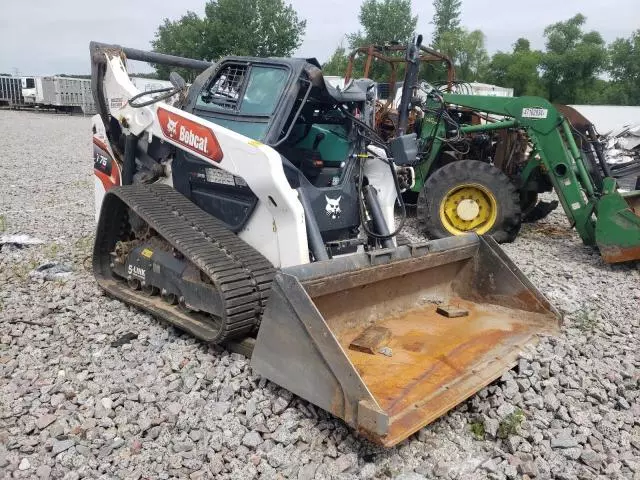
595;179;640;264
251;235;560;447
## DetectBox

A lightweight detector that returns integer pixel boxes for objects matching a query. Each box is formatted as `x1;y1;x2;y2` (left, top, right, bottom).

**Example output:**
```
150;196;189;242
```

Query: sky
0;0;637;76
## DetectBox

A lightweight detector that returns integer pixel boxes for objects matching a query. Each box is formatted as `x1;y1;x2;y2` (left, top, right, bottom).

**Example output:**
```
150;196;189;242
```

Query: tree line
152;0;639;105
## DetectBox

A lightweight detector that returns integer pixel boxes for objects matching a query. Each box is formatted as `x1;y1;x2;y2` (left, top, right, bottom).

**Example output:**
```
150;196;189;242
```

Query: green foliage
205;0;306;57
435;28;488;82
324;0;417;82
455;29;489;82
0;214;6;233
497;408;525;439
573;305;599;331
57;74;92;79
540;14;607;103
12;258;39;283
152;0;306;80
432;0;462;49
130;73;162;80
607;30;640;105
322;47;350;77
348;0;417;48
155;0;640;106
152;11;209;81
483;14;638;105
45;242;60;259
485;39;545;96
469;421;485;440
74;235;95;256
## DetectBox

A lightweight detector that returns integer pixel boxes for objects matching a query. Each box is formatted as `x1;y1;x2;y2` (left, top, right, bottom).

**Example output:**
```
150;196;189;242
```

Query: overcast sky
1;0;636;76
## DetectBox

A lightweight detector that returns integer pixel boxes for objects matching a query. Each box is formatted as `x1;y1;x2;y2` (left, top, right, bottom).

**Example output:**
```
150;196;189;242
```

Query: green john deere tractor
346;37;640;263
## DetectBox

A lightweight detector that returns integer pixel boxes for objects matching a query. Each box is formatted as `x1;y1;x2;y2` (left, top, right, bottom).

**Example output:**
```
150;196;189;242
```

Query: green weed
13;259;39;281
498;408;525;439
573;304;599;332
74;235;94;255
45;242;61;258
469;421;485;440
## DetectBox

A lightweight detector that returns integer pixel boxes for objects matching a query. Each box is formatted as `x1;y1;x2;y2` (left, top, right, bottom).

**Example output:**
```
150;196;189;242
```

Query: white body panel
97;54;308;269
365;146;397;238
92;114;112;221
94;52;399;270
130;77;173;92
94;177;106;222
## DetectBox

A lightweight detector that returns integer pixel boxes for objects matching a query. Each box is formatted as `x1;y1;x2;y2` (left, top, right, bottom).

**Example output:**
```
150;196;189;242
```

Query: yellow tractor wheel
439;184;498;235
417;160;522;243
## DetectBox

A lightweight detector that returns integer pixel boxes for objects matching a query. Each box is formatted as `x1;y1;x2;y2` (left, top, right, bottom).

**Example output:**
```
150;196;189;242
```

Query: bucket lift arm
433;94;640;263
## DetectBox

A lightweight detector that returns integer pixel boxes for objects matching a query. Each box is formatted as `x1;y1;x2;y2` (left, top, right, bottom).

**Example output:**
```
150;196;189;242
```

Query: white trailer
20;76;96;114
21;77;44;104
468;82;514;97
19;76;171;115
0;76;23;106
41;76;96;114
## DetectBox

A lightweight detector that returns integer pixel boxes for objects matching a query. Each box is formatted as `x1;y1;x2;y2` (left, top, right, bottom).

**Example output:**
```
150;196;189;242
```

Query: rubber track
93;183;275;343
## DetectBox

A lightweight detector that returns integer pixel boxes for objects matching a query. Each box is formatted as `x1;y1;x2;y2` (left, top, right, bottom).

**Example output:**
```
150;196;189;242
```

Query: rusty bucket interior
251;234;560;446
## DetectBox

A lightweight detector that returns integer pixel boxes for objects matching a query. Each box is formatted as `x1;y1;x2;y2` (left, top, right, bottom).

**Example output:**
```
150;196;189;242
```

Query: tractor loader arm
439;94;640;263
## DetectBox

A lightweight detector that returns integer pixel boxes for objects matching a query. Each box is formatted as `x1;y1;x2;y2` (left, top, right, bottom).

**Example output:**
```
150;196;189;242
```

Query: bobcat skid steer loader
89;42;560;446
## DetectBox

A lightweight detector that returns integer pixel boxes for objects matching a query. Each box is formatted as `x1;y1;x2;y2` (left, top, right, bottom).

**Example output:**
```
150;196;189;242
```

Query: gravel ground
0;109;639;480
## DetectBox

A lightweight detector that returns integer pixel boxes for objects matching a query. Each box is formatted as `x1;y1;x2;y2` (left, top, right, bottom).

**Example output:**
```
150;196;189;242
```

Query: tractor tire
417;160;521;243
520;191;539;218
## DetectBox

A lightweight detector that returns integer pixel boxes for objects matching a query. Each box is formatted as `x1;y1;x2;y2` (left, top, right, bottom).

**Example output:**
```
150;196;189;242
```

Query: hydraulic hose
121;134;139;185
296;188;330;262
357;155;407;242
363;185;395;249
129;87;182;108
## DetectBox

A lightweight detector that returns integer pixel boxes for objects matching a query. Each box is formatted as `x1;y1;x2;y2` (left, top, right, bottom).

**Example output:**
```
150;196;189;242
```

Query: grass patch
45;242;61;259
469;421;485;440
498;408;525;439
74;235;94;254
0;214;6;232
574;306;599;332
13;259;39;282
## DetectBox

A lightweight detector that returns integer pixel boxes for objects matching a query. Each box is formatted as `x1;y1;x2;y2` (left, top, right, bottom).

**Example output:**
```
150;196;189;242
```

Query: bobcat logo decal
325;195;342;220
166;117;178;136
157;107;223;162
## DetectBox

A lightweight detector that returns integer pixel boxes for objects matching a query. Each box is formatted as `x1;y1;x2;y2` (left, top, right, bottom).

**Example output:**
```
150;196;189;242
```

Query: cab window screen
197;64;287;115
239;67;288;115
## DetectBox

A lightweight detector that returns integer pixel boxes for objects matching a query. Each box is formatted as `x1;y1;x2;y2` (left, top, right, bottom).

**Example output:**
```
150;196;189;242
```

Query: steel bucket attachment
252;234;560;446
595;182;640;263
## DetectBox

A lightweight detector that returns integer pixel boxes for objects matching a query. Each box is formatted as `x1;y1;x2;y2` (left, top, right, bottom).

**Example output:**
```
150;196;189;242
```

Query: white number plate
206;168;235;186
522;107;548;119
109;97;124;110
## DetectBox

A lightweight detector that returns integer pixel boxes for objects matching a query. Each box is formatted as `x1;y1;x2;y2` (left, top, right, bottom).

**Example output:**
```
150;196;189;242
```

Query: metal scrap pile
604;123;640;165
602;123;640;188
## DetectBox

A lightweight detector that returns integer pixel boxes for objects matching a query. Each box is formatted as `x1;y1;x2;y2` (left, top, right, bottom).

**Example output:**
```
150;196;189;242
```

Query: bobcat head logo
325;195;342;220
166;117;178;136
